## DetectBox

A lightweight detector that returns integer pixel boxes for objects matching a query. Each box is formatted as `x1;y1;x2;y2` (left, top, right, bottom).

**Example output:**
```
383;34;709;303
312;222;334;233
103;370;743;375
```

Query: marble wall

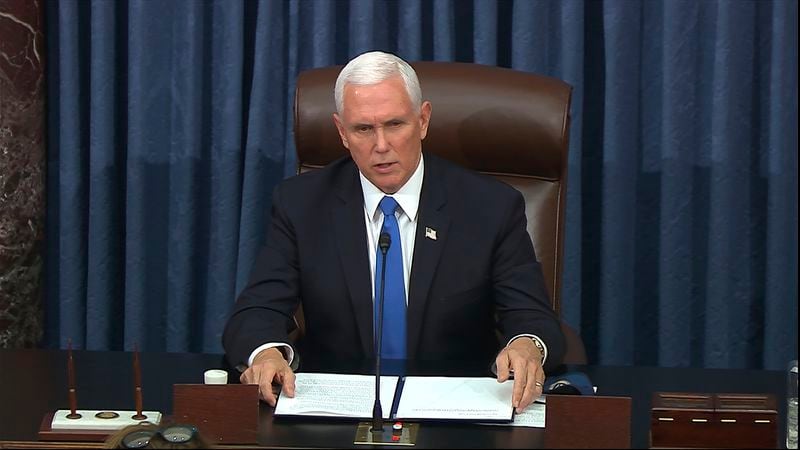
0;0;45;348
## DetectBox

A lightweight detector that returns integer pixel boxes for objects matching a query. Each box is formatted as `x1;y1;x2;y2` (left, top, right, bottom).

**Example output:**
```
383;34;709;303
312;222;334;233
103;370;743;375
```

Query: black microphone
545;380;581;395
372;232;391;433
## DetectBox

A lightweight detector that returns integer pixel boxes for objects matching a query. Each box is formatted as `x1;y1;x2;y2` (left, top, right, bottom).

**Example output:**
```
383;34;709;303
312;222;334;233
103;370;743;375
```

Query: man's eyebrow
349;122;373;129
349;118;406;129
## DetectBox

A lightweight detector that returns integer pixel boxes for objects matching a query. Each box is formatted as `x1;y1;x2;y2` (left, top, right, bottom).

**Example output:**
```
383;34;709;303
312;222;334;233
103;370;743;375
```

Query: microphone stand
354;233;417;445
371;233;390;433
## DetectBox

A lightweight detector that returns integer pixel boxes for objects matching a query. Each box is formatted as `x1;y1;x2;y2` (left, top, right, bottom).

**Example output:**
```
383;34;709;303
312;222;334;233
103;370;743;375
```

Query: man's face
333;76;431;194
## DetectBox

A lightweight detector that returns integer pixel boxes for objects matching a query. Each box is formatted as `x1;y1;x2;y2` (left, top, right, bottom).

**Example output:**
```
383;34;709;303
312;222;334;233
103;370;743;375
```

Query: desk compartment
650;392;777;449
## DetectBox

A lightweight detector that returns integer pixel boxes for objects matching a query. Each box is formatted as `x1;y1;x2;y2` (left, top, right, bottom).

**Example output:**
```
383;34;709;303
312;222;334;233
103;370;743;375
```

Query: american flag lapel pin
425;227;437;240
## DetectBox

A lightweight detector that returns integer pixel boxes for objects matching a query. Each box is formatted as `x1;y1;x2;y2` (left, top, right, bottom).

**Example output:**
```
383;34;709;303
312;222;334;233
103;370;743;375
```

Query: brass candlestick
65;339;81;419
131;345;147;420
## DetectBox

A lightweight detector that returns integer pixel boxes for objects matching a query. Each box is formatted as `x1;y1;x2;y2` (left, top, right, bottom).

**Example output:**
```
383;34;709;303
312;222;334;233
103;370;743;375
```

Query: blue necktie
375;196;406;360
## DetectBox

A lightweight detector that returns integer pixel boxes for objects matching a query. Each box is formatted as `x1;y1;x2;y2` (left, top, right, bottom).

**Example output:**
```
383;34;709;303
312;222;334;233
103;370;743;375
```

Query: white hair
334;51;422;114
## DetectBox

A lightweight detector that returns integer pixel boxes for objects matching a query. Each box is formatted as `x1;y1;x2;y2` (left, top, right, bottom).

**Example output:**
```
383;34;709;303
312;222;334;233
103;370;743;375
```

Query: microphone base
354;421;419;446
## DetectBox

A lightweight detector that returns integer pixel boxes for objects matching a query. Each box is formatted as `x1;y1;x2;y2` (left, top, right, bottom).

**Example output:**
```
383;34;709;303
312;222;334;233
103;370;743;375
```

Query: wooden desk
0;349;787;448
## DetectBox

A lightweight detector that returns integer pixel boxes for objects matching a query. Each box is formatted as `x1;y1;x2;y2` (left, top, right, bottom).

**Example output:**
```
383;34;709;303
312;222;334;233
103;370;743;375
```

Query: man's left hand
495;338;544;413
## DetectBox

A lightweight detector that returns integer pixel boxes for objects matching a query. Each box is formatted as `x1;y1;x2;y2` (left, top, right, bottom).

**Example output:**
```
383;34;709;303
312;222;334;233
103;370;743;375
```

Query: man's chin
375;179;401;194
378;185;400;194
363;172;400;194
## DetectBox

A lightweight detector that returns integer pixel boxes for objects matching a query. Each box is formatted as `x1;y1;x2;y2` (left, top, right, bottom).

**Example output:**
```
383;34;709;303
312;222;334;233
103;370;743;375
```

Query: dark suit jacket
223;153;565;371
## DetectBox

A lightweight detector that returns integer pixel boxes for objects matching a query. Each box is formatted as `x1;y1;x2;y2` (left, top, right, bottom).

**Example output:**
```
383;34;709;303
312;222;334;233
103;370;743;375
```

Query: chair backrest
294;61;572;315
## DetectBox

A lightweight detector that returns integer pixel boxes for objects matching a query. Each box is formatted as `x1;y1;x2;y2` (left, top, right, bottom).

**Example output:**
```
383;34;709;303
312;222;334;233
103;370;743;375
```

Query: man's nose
374;127;389;151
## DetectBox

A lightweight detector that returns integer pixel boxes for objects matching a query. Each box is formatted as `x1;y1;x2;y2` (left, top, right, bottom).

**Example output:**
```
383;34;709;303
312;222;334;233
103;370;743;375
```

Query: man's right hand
239;347;296;406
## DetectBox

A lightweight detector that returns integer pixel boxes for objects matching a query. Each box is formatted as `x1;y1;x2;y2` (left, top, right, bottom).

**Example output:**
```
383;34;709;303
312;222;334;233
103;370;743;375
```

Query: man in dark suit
223;51;565;413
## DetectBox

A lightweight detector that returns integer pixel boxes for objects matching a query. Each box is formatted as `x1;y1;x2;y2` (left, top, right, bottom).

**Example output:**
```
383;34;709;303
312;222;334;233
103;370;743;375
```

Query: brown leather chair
292;61;587;365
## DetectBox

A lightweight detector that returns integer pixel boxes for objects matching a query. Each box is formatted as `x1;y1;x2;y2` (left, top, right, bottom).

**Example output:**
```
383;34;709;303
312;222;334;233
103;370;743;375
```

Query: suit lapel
407;156;450;359
332;165;374;357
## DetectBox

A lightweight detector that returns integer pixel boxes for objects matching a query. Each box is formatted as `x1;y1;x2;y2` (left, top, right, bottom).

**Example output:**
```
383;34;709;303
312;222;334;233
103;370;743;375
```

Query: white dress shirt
360;154;424;303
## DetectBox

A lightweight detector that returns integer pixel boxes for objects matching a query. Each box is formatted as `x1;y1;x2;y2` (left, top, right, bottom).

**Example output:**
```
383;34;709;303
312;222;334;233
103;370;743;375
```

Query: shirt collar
360;153;424;222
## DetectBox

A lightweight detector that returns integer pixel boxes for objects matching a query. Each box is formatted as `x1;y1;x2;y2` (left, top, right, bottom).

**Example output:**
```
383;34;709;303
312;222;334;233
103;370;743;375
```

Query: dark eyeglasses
121;424;198;449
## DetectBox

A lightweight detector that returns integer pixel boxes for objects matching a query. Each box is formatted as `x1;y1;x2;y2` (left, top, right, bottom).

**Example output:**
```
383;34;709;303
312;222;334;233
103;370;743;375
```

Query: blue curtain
45;0;797;370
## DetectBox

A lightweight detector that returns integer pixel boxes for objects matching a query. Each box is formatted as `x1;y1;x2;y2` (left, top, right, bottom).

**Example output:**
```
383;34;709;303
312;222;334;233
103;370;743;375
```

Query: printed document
274;373;399;419
274;373;513;422
395;376;514;422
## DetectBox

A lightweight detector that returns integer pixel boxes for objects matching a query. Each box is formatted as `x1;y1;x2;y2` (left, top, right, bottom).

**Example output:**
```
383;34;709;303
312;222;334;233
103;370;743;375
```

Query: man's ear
333;113;349;149
419;101;432;141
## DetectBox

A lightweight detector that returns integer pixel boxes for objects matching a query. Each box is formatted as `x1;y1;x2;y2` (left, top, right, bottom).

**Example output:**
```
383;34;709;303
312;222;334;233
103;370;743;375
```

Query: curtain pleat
597;0;641;366
763;0;798;370
86;0;120;350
